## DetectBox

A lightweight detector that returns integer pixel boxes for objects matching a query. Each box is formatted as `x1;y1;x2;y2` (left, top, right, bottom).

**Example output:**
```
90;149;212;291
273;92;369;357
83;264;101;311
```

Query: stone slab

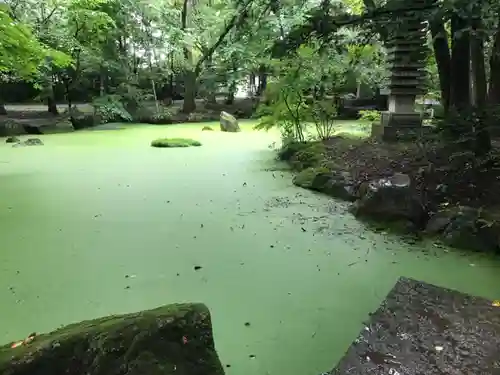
371;123;432;141
330;277;500;375
0;303;224;375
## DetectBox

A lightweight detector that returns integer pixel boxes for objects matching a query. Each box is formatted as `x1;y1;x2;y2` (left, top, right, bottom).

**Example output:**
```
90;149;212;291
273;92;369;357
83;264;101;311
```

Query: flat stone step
329;277;500;375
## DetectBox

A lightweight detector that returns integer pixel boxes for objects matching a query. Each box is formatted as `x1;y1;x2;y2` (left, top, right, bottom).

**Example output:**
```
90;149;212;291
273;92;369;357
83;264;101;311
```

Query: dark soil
330;277;500;375
322;135;500;211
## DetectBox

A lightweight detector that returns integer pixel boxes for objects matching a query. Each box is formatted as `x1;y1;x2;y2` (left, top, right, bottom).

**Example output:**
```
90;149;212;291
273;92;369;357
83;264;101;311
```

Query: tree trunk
226;82;236;104
100;69;106;97
47;96;58;115
257;65;267;96
488;14;500;104
430;18;451;113
182;70;197;113
449;14;471;111
470;19;487;108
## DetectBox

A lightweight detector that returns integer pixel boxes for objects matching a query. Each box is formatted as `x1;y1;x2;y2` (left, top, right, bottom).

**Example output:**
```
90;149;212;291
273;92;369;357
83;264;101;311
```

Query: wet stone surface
330;277;500;375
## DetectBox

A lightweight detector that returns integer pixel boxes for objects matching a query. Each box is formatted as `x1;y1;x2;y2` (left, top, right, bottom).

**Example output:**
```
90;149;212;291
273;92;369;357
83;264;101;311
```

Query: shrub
359;110;381;122
151;138;202;148
92;95;133;123
278;141;325;170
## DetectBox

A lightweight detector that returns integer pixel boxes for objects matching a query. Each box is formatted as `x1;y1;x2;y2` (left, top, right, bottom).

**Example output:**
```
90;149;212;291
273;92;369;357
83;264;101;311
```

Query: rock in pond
6;136;20;143
202;126;214;131
219;111;240;132
12;138;43;147
293;168;358;201
426;206;500;252
0;303;224;375
350;173;426;226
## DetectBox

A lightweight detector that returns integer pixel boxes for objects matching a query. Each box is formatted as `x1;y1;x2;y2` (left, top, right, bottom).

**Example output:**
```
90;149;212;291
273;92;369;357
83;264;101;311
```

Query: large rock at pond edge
0;303;225;375
219;111;240;132
293;168;357;201
350;173;426;225
425;206;500;252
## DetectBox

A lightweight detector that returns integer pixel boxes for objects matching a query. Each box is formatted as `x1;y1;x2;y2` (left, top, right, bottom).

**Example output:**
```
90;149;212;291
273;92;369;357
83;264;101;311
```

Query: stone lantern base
371;111;431;141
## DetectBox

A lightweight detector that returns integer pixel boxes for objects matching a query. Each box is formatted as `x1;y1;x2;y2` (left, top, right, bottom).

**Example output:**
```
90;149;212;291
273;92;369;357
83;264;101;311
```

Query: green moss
293;166;330;188
202;126;214;131
151;138;202;148
279;141;326;170
0;303;224;375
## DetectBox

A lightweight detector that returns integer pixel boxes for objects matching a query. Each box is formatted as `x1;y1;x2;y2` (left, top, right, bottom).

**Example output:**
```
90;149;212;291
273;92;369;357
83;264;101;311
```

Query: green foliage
277;140;325;170
309;99;338;140
151;138;202;148
359;109;381;122
0;4;72;79
256;41;349;142
92;95;133;123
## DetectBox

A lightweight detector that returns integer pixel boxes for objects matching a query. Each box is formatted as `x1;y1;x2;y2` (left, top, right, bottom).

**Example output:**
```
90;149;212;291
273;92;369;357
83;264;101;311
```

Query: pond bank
287;135;500;254
0;123;499;375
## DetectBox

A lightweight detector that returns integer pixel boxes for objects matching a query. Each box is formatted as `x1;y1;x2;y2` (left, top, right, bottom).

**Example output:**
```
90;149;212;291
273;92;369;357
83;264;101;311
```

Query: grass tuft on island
151;137;202;148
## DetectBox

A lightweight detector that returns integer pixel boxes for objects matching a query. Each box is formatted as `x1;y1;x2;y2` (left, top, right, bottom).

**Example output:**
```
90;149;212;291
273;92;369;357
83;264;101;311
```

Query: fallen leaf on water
492;300;500;307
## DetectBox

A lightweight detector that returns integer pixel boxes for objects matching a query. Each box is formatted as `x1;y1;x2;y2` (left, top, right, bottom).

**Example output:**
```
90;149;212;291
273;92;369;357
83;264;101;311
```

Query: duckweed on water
151;138;202;148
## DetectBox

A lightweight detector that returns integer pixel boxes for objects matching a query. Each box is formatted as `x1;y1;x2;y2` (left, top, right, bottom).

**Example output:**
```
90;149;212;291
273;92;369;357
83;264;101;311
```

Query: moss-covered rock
0;303;224;375
278;141;326;170
202;126;214;131
425;206;500;252
293;167;330;189
6;136;20;143
151;138;202;148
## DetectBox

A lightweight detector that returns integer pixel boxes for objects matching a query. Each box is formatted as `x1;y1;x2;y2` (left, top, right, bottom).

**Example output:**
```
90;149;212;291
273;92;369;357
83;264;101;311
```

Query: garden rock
350;173;426;225
0;303;224;375
293;169;358;201
426;206;500;252
13;138;43;147
6;136;20;143
25;138;44;146
219;111;240;132
202;126;214;131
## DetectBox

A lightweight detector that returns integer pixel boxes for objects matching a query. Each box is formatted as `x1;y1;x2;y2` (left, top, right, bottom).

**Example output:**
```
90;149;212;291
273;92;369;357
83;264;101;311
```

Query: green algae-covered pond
1;122;500;375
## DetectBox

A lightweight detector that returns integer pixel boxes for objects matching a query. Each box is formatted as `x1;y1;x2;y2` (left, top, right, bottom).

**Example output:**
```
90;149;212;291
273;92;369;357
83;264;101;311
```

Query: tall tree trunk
99;68;106;97
449;14;471;111
470;15;490;154
470;19;487;108
47;96;58;115
181;0;197;113
256;65;267;96
182;70;197;113
488;14;500;104
430;17;451;113
47;76;58;115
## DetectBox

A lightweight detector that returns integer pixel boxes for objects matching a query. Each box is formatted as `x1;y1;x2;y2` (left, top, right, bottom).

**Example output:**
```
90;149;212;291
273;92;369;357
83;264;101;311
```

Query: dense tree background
0;0;499;143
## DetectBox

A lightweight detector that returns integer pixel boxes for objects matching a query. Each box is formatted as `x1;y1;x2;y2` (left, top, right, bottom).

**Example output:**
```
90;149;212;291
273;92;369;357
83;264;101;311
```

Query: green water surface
0;123;499;375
